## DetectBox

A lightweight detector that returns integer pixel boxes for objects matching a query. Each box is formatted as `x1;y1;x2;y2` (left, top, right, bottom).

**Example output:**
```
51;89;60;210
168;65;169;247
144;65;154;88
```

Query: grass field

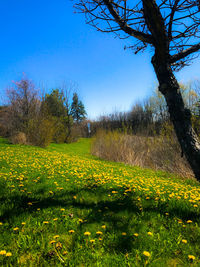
0;137;200;266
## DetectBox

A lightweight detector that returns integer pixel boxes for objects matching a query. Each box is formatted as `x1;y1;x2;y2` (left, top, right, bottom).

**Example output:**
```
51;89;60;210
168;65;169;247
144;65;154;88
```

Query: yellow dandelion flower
6;252;12;257
101;225;106;229
43;221;49;224
187;220;192;224
165;213;169;216
122;232;127;236
13;227;19;231
0;250;6;255
78;219;83;223
49;240;56;244
73;196;77;199
96;231;103;235
133;233;139;237
182;239;187;244
68;230;75;234
193;204;198;208
53;235;60;239
60;208;65;211
90;239;95;243
63;251;68;255
147;232;153;236
53;218;58;221
84;231;91;236
143;251;151;257
21;222;26;226
188;255;195;260
27;202;33;206
0;222;3;226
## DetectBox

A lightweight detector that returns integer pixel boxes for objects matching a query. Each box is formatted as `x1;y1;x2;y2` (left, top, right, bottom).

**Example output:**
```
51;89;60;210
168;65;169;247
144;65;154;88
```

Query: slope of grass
0;137;200;266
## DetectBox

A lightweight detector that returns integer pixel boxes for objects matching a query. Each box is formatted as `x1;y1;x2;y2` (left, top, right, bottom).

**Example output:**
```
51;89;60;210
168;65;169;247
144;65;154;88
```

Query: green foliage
70;93;87;123
43;89;67;118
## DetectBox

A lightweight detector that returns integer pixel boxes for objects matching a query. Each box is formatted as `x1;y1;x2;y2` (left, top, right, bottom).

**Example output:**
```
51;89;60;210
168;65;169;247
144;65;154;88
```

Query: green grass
0;137;200;266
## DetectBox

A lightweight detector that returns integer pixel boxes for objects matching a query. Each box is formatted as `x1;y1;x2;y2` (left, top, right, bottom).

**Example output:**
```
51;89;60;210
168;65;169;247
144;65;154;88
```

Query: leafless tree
74;0;200;180
6;77;40;135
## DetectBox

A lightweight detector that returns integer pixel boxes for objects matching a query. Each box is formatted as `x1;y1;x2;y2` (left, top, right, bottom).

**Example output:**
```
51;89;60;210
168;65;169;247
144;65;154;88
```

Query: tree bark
152;53;200;181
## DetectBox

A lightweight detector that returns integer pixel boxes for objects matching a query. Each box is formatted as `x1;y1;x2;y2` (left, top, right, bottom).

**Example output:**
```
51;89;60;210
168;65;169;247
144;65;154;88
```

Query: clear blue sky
0;0;200;119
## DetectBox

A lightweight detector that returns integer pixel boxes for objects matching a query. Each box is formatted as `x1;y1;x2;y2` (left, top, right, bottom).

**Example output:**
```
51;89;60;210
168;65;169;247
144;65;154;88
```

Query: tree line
0;77;87;147
91;82;200;138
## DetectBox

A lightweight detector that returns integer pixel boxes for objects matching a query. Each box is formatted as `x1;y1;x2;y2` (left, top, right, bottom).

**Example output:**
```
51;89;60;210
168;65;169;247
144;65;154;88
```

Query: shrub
10;132;27;145
91;130;194;178
27;118;55;148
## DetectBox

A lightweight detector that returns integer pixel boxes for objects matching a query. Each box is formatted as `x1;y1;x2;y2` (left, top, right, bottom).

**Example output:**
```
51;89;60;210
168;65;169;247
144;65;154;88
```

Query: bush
91;130;194;178
27;118;55;148
10;132;27;145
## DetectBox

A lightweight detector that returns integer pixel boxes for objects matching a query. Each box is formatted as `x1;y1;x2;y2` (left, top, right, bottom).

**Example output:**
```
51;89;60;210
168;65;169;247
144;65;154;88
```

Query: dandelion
133;233;139;237
0;250;6;255
90;239;95;244
188;255;195;261
49;240;56;244
147;232;153;236
78;219;83;223
101;225;106;229
60;208;65;211
21;222;26;226
143;251;151;257
0;222;3;226
53;218;58;221
73;196;77;199
43;221;49;224
122;232;127;236
96;231;103;235
13;227;19;231
165;213;169;216
84;231;91;236
53;235;60;239
182;239;187;244
187;220;192;224
27;202;33;206
6;252;12;257
68;230;75;234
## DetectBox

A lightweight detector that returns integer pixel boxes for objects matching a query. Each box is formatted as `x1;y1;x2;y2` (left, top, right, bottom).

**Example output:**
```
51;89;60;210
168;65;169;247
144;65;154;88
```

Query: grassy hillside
0;138;200;266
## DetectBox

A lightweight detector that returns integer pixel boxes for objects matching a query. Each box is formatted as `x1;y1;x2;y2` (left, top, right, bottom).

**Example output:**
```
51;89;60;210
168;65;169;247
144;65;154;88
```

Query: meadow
0;137;200;266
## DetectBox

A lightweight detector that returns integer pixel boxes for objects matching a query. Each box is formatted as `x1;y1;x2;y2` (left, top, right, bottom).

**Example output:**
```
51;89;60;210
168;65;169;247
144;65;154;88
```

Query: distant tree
70;93;87;123
43;89;66;118
6;78;40;135
75;0;200;180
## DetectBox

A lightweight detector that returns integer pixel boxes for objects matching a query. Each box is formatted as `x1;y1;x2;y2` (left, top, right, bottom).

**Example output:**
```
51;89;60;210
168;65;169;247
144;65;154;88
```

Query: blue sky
0;0;200;119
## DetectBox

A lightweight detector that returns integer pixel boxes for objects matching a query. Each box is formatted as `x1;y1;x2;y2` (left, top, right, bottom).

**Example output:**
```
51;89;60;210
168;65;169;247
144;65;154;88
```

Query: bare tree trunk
152;54;200;181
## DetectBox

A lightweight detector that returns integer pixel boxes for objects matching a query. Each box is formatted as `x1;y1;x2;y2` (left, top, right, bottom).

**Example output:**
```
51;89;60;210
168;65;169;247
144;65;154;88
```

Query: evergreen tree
70;93;86;123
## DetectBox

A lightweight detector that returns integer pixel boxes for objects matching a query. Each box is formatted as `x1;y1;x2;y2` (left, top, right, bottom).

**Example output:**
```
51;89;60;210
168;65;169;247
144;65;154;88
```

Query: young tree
75;0;200;180
70;93;87;123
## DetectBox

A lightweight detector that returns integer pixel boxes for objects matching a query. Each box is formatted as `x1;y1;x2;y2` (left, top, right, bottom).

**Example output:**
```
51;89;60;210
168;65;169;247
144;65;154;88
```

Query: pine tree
70;93;86;123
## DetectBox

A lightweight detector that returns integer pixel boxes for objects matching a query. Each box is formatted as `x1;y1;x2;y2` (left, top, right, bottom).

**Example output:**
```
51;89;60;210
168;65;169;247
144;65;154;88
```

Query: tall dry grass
91;130;194;178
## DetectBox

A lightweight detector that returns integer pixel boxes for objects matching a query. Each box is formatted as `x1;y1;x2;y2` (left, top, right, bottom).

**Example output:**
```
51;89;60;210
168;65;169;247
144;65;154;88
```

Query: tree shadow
1;185;200;254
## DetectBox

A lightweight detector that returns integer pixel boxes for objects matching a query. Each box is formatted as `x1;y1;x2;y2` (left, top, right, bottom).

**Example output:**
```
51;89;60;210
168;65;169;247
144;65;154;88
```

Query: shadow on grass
1;185;200;253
